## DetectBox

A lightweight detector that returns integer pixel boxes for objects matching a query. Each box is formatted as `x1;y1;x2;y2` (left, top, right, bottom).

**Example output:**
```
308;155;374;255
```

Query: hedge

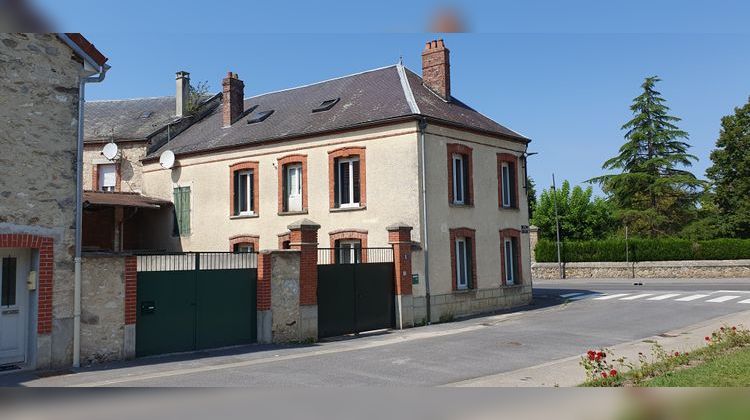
535;238;750;263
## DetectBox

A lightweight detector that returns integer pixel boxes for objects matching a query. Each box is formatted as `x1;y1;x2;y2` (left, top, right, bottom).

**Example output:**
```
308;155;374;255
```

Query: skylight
247;110;274;124
312;98;340;113
138;111;154;119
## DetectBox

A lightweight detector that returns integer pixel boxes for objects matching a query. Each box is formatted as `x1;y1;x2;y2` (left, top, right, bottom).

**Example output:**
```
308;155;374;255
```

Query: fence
136;252;258;272
317;247;394;265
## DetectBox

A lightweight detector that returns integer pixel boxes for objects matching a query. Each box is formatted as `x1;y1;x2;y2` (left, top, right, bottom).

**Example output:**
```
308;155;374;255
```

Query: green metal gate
136;253;257;357
317;248;395;338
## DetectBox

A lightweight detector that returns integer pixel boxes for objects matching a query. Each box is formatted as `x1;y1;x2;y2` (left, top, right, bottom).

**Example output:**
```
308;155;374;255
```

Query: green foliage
705;97;750;238
535;238;750;262
185;80;211;116
531;180;616;240
590;76;703;237
526;177;537;220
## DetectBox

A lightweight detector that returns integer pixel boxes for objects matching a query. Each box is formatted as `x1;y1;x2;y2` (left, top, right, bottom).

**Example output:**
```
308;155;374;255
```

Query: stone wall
269;251;302;342
83;142;148;193
409;284;533;325
80;255;129;364
0;33;86;369
533;260;750;279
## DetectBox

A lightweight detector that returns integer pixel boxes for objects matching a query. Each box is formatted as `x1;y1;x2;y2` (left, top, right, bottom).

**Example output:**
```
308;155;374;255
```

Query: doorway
0;249;31;366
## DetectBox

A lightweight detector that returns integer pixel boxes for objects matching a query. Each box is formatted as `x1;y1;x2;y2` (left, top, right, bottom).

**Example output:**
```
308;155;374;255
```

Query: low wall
533;260;750;279
408;284;533;325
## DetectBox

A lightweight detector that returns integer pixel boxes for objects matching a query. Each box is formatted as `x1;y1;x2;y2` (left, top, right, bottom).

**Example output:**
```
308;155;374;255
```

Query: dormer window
247;110;274;124
312;98;340;113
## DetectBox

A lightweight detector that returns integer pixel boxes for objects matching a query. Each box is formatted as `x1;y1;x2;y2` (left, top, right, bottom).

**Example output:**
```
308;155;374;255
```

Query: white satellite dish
102;142;118;160
159;150;175;169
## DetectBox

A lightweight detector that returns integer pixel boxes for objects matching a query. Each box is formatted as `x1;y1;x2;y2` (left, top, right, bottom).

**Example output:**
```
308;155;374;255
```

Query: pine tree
590;76;702;236
705;97;750;238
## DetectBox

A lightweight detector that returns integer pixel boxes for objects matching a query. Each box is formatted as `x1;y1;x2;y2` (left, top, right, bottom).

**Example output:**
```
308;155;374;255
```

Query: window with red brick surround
499;228;522;285
328;146;366;209
449;227;477;290
328;229;368;263
229;161;259;217
277;232;291;249
447;143;473;206
92;163;121;192
229;234;259;252
277;154;308;213
497;153;520;209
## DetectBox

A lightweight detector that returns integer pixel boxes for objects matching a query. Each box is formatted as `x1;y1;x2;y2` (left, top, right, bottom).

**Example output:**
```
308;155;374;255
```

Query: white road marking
594;293;630;300
706;295;741;303
560;293;584;298
739;299;750;304
569;293;600;300
620;293;654;301
647;294;681;301
675;294;709;302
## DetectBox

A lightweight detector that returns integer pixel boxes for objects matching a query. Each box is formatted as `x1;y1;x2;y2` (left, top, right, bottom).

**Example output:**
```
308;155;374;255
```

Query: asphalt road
3;277;749;387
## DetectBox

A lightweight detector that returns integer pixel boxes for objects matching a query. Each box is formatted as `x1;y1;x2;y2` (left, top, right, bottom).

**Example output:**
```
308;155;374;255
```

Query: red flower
674;352;680;357
732;326;737;331
601;372;608;378
587;350;596;360
721;327;725;331
705;336;711;341
609;369;618;376
597;351;606;359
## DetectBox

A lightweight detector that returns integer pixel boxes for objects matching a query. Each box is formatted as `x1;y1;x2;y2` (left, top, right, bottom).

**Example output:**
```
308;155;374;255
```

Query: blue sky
37;1;750;195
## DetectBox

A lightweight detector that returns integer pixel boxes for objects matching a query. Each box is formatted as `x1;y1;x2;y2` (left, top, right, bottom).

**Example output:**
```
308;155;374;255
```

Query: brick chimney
175;71;190;118
421;39;451;100
222;71;244;127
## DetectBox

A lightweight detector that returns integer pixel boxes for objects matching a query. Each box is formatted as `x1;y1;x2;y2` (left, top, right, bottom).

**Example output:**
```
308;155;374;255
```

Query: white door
287;164;302;212
0;249;30;366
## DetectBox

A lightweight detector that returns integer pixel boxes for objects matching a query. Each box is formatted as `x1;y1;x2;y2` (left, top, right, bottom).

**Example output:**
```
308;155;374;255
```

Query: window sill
330;205;366;213
230;214;259;220
449;203;474;208
278;210;308;216
452;288;476;295
503;283;524;288
499;206;520;211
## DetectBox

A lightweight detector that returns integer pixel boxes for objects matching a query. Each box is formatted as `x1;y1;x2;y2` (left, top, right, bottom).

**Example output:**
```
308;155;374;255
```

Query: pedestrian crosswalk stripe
569;293;599;300
706;295;741;303
739;299;750;304
675;294;709;302
594;293;630;300
647;293;682;301
560;292;584;298
620;293;653;300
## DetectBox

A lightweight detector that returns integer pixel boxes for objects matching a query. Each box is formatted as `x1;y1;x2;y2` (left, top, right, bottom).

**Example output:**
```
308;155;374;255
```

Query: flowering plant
580;348;622;384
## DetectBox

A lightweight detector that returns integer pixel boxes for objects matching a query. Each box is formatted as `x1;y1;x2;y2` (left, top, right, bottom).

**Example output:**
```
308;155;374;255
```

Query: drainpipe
418;118;432;324
59;34;109;368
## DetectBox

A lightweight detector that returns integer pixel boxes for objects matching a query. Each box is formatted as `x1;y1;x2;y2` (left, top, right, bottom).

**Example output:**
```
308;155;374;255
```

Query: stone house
0;33;108;370
135;39;534;324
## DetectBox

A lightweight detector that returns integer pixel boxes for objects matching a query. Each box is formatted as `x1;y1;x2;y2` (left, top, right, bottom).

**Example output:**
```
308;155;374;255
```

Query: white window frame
504;238;515;285
337;239;361;264
98;163;117;192
455;237;469;290
286;163;303;212
236;169;255;216
337;157;359;208
452;154;465;205
501;162;512;208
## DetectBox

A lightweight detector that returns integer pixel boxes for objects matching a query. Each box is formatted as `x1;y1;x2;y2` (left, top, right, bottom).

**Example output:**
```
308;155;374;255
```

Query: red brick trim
257;252;271;311
447;143;473;206
329;229;368;263
448;228;477;291
124;256;137;325
278;232;291;249
0;234;54;334
229;161;260;217
328;146;366;209
277;154;308;213
289;226;319;305
92;163;122;192
497;153;520;210
388;226;413;296
499;229;523;285
229;234;260;252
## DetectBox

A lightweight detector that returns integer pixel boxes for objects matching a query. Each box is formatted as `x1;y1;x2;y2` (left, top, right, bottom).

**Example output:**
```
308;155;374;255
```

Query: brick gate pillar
388;223;414;329
288;218;321;340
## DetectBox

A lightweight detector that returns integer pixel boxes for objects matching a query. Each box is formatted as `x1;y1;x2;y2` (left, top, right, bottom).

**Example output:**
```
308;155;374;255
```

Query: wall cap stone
287;218;321;230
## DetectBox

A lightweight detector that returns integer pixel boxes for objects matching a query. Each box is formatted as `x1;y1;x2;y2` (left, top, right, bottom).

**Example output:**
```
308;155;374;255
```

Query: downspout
59;34;109;368
418;118;432;324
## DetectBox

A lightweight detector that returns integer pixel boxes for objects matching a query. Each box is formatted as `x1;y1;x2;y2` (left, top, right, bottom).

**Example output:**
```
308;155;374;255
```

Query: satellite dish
159;150;175;169
102;142;118;160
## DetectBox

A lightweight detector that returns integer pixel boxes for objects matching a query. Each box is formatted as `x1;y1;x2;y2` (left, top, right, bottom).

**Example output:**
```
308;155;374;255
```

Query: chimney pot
175;70;190;118
222;70;245;127
421;39;451;100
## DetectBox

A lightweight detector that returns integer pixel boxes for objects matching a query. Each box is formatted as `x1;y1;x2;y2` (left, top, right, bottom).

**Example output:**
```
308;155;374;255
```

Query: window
449;228;476;291
447;144;473;205
229;235;259;252
98;163;117;192
247;110;274;124
504;238;515;285
328;147;366;210
173;186;191;236
233;243;254;253
497;153;519;209
335;239;362;264
312;98;340;113
335;157;360;208
234;170;255;215
1;257;17;307
284;163;303;212
500;229;522;285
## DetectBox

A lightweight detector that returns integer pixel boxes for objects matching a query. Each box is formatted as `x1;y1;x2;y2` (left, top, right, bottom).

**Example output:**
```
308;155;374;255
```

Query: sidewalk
446;309;750;387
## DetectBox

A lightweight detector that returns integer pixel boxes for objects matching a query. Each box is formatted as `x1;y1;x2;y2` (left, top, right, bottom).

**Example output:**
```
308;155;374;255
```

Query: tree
705;97;750;238
527;177;537;220
590;76;702;236
531;180;616;240
185;80;211;116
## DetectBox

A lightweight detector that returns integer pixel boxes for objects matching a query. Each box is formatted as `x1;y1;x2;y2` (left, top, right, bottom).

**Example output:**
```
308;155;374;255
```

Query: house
0;33;108;370
81;72;219;253
137;39;533;324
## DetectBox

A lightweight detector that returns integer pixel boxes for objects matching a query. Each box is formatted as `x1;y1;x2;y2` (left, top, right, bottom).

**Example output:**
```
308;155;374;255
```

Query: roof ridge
243;64;398;101
88;96;173;103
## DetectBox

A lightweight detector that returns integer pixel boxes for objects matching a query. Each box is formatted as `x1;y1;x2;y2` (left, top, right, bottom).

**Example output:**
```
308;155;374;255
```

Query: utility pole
551;173;563;279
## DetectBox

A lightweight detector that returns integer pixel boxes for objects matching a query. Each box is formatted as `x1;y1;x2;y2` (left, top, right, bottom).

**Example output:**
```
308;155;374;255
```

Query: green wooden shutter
173;187;191;236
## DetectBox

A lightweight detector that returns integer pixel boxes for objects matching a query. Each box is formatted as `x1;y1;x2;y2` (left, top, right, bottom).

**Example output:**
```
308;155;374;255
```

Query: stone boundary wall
533;260;750;279
409;284;533;325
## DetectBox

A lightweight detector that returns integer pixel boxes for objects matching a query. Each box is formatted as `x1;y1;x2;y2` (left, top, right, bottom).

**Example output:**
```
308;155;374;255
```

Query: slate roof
84;97;178;143
145;65;529;159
